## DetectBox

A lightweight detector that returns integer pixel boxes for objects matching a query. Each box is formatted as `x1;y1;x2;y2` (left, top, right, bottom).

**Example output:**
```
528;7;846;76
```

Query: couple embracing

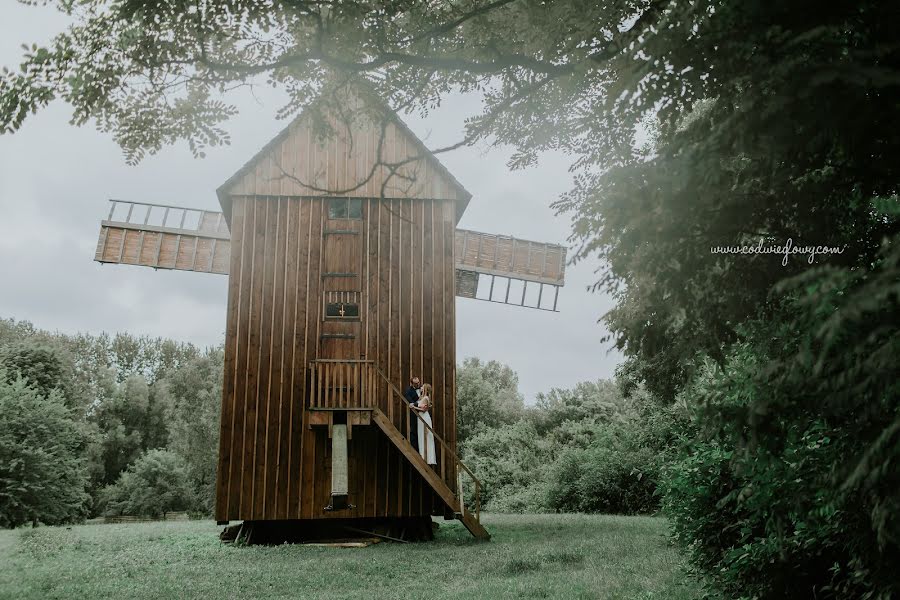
403;376;437;467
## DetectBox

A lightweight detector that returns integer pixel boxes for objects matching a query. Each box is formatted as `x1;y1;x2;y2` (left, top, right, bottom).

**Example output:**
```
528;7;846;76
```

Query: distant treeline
0;318;222;525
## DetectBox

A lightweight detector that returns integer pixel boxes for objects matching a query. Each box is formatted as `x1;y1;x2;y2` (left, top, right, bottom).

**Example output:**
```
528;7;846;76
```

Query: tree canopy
456;356;524;442
0;371;93;528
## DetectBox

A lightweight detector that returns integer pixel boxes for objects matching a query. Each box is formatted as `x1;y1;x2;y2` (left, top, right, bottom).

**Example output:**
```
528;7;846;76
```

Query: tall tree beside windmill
93;90;566;542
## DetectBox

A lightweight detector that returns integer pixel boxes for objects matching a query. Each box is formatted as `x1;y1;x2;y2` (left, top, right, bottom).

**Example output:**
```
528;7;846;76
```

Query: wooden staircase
308;360;490;541
371;409;489;540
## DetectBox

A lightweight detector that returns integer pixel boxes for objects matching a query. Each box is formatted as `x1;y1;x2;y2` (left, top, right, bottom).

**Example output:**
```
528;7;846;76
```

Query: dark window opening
325;302;360;319
327;198;363;220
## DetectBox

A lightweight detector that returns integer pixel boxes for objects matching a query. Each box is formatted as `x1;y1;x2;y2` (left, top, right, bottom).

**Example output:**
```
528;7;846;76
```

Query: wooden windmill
93;91;566;542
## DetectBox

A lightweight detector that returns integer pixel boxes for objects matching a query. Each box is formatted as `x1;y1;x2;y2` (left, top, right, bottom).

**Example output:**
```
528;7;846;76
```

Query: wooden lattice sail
94;201;230;274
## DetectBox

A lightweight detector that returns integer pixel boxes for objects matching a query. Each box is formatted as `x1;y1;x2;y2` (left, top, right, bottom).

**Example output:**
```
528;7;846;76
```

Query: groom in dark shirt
404;376;421;451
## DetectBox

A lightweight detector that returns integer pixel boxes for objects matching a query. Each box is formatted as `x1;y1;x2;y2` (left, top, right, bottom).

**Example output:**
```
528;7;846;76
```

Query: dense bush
665;388;890;599
547;442;660;515
461;420;553;511
485;483;551;514
100;449;194;518
0;371;93;528
665;253;900;600
460;377;677;516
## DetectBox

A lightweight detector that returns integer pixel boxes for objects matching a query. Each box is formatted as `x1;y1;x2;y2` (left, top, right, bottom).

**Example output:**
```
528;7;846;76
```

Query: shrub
100;449;194;518
543;392;679;516
487;481;551;513
664;409;885;599
461;420;552;510
546;442;660;515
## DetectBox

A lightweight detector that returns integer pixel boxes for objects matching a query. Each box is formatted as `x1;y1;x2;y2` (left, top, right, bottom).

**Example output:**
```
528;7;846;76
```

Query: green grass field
0;514;702;599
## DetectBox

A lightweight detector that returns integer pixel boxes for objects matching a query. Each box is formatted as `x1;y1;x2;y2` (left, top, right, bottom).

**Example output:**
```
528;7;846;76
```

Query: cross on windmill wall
93;90;567;542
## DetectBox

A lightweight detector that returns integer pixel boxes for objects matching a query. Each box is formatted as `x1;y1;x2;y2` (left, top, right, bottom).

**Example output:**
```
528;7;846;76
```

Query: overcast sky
0;4;622;402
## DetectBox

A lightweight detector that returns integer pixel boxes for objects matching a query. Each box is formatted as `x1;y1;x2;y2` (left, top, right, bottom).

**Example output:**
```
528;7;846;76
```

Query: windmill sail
453;228;566;311
95;200;566;310
94;200;231;274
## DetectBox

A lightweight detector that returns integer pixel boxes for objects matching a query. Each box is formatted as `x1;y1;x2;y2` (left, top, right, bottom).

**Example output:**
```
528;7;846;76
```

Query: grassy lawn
0;514;702;599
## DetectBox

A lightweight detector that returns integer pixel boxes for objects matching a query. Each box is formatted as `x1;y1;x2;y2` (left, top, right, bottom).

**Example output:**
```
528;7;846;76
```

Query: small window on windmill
323;291;361;320
325;302;359;319
327;198;363;220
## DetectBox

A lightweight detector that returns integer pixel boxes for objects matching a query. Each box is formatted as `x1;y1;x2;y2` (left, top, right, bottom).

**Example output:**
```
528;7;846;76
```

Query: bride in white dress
413;383;437;466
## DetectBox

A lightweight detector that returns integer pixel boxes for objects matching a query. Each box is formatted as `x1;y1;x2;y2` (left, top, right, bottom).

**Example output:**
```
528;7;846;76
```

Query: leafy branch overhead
1;0;672;164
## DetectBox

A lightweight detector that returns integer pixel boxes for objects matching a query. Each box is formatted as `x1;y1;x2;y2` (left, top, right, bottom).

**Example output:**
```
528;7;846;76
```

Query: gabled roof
216;89;472;225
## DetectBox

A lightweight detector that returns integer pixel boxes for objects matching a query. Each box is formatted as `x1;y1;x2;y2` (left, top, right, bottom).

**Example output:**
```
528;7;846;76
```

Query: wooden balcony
308;360;378;410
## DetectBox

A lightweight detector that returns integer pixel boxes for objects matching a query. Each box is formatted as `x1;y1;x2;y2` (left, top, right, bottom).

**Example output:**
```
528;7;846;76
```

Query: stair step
458;512;491;541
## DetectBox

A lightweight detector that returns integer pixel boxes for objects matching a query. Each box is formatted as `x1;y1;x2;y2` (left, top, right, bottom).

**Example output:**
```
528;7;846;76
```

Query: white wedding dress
417;396;438;465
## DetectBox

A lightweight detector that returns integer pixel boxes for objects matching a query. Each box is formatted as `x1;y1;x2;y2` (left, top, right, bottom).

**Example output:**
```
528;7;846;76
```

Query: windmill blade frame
95;199;231;274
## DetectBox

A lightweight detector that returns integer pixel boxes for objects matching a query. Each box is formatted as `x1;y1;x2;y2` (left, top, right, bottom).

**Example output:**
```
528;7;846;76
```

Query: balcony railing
308;359;376;410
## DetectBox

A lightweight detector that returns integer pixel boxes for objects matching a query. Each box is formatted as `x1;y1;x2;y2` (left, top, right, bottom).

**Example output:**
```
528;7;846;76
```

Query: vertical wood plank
434;199;447;481
216;197;244;521
387;199;395;421
314;201;324;362
292;198;311;517
424;200;435;463
268;198;287;519
235;199;259;518
446;202;458;482
252;199;275;519
278;197;296;519
399;197;409;516
416;214;429;512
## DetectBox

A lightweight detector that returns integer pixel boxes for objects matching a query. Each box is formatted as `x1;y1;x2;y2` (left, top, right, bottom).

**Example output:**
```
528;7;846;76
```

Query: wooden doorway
319;198;364;360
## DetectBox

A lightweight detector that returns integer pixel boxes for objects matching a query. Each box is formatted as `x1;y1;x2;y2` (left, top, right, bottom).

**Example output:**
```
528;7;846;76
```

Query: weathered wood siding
223;112;466;203
215;195;457;522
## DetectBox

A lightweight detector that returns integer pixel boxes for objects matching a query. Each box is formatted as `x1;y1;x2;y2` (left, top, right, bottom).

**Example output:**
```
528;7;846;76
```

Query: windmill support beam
326;424;350;512
456;269;561;312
